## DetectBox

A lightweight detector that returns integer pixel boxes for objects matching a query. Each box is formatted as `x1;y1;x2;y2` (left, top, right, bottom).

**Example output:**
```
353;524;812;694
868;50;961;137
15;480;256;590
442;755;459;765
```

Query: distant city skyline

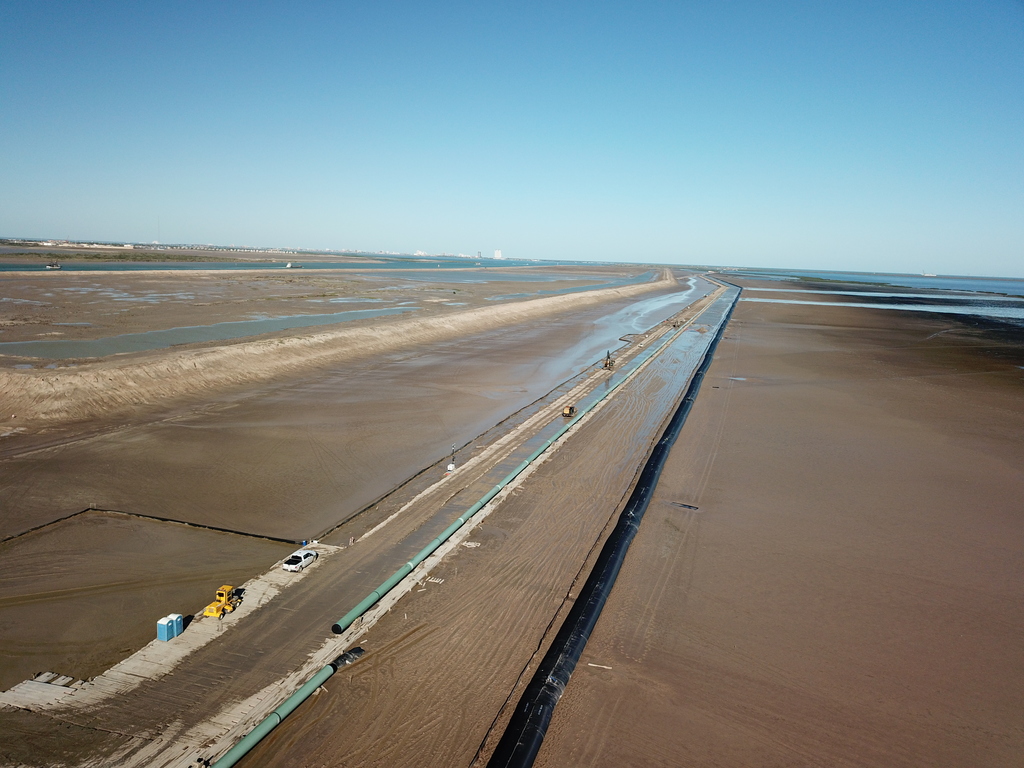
1;2;1022;277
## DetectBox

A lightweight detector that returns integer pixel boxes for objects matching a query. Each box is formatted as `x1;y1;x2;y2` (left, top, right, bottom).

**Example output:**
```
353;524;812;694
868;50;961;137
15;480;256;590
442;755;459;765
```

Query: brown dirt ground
0;285;687;542
14;275;1018;767
0;511;291;691
0;275;703;726
536;285;1024;767
224;312;710;768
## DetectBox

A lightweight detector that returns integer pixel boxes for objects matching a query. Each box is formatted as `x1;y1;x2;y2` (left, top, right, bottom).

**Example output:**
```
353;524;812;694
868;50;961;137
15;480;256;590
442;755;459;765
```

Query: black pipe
485;292;738;768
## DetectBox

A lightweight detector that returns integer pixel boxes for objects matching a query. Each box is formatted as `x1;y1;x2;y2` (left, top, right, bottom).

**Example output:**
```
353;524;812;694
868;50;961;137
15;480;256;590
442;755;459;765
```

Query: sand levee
485;288;736;767
0;272;673;429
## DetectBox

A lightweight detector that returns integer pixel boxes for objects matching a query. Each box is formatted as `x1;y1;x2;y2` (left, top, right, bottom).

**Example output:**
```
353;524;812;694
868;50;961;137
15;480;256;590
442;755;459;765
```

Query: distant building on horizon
494;249;503;260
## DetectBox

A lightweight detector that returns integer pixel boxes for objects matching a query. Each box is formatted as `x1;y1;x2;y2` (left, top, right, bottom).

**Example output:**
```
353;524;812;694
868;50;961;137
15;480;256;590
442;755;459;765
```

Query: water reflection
740;297;1024;323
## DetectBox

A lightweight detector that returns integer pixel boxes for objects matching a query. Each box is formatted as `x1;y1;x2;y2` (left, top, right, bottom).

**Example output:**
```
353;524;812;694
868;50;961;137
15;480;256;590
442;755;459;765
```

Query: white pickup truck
282;549;318;572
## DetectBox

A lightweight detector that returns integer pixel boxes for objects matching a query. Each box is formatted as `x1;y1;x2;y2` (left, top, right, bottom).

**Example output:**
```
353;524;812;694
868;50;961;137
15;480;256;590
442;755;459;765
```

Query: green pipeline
210;650;362;768
209;318;694;767
330;322;689;635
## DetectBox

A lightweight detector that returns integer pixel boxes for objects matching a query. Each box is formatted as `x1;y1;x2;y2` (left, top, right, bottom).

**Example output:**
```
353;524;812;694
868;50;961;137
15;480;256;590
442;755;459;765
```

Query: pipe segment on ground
486;289;739;768
206;302;712;767
210;650;362;768
330;319;690;636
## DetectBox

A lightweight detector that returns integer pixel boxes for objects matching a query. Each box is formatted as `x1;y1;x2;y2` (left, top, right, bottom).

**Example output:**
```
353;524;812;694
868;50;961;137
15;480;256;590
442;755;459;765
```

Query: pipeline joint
330;647;365;670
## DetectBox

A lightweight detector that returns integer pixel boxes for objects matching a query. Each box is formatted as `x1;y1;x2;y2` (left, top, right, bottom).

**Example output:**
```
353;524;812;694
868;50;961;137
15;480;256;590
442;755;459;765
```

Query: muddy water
740;296;1024;323
0;306;418;359
591;277;710;334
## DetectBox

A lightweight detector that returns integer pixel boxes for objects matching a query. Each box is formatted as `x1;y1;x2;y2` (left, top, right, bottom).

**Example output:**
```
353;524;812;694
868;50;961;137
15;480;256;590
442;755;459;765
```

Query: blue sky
1;2;1022;276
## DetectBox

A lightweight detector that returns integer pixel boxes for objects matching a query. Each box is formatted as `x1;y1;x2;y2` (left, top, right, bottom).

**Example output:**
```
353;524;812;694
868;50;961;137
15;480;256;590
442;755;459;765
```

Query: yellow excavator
203;585;242;619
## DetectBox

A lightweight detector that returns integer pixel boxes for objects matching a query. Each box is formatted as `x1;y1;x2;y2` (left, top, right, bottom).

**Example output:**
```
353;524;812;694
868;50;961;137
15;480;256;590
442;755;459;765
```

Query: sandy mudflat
0;267;669;429
7;271;1017;767
0;263;641;346
536;281;1024;767
217;304;720;768
0;279;700;542
0;512;290;691
0;268;706;725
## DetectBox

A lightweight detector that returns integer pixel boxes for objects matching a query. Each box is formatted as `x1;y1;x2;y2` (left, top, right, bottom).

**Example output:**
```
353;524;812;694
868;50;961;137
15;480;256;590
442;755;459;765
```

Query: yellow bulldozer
203;585;242;619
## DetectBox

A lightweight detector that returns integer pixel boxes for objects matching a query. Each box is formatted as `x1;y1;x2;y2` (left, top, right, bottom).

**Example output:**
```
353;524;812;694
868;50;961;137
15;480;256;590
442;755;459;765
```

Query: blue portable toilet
157;616;173;642
169;613;184;638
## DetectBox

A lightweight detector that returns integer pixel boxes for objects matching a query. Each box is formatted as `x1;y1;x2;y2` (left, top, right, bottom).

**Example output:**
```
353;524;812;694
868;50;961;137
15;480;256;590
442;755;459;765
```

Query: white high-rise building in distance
494;249;503;260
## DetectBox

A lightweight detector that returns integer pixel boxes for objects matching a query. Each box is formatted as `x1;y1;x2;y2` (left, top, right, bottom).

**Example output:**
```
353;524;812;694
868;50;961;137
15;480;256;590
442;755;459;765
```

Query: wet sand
7;270;1017;767
0;264;640;346
215;301;726;768
536;284;1024;766
0;268;669;429
0;270;707;735
0;281;702;542
0;513;290;691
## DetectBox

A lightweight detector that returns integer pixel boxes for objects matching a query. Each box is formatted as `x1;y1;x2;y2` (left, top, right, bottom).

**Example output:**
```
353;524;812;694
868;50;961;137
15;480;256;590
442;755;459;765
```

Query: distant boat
45;261;61;270
284;262;302;269
922;273;936;277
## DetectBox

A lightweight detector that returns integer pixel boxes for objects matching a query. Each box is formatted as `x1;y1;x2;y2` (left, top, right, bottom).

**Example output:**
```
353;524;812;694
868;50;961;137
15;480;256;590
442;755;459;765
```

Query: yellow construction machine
203;585;242;619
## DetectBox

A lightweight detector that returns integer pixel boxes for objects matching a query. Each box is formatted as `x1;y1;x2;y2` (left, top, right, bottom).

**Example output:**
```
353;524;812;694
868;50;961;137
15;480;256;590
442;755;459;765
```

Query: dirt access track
0;274;720;765
5;269;1020;767
0;286;737;767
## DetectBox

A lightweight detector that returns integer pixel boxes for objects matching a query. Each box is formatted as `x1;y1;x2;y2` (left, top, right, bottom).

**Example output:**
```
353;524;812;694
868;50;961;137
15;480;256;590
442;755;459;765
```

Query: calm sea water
373;270;652;286
727;269;1024;325
725;269;1024;297
740;298;1024;324
743;288;1023;301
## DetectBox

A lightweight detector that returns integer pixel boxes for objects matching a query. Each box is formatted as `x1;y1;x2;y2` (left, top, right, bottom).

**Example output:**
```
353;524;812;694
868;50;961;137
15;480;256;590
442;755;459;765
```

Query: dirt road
195;290;738;768
0;277;718;766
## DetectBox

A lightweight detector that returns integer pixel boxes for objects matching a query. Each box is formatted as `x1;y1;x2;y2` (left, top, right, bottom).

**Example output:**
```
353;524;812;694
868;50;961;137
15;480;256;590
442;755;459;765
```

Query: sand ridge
1;271;674;428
